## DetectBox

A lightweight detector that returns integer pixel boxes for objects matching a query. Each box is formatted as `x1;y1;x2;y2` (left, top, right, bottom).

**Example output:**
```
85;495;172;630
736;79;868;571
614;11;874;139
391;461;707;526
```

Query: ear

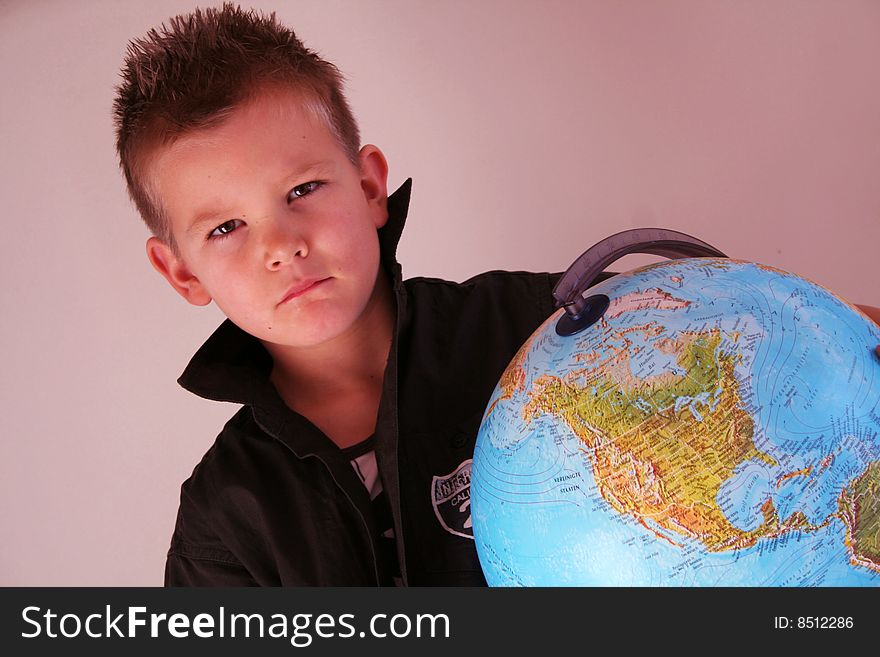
146;237;212;306
358;144;389;229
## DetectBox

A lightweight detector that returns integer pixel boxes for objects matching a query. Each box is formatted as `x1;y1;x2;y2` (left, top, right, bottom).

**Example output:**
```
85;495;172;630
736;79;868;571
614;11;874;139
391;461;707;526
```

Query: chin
267;316;354;349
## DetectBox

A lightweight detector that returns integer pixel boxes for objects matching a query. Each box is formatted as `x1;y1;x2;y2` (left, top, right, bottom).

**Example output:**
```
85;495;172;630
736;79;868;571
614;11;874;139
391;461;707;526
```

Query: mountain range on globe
472;257;880;586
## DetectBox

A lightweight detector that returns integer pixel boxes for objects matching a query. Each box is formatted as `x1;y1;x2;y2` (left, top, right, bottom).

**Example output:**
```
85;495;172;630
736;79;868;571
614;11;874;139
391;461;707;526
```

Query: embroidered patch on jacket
431;459;474;539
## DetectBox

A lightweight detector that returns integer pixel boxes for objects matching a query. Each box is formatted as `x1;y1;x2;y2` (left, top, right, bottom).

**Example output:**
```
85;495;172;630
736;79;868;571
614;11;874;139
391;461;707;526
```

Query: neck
263;269;395;403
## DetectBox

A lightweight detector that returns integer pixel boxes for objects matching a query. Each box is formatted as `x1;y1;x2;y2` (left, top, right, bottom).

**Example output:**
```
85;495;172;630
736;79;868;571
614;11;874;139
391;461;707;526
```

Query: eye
208;219;243;240
287;181;323;203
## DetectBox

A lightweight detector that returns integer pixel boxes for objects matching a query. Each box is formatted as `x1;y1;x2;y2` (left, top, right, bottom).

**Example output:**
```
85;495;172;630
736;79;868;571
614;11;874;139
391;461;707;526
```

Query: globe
472;257;880;586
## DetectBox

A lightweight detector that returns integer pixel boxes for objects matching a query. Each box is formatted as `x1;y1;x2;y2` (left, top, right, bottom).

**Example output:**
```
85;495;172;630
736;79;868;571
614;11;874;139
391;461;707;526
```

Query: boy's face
144;87;389;350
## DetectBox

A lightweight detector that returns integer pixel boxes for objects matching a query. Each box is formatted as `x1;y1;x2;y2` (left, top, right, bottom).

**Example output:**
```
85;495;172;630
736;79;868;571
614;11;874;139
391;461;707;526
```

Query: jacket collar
176;178;413;405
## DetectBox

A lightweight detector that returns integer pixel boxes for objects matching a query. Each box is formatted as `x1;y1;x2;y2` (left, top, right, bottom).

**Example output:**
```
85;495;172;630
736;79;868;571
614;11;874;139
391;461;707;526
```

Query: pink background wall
1;0;878;584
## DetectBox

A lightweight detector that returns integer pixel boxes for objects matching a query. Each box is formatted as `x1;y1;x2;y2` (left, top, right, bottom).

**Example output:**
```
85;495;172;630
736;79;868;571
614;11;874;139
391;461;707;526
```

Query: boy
115;4;880;587
113;3;583;586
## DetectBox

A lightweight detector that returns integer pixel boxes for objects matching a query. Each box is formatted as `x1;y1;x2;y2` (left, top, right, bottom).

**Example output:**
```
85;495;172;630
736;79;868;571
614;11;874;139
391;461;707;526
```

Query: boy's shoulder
401;269;566;340
407;268;562;288
404;268;563;306
176;405;263;495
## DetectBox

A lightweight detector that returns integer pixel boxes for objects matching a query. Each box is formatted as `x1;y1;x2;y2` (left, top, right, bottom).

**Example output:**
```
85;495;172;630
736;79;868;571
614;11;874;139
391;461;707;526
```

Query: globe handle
552;228;727;336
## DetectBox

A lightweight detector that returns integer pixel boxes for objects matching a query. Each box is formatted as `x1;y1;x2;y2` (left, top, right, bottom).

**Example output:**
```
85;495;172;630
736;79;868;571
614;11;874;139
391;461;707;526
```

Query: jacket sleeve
163;459;260;587
165;548;258;587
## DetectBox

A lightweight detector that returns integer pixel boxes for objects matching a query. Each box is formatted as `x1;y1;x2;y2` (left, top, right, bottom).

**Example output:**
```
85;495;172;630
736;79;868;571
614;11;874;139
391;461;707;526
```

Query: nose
261;214;308;270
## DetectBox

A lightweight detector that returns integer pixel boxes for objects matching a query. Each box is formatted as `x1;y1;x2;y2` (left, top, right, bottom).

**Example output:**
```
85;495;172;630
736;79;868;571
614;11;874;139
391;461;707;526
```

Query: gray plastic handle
552;228;727;336
553;228;727;314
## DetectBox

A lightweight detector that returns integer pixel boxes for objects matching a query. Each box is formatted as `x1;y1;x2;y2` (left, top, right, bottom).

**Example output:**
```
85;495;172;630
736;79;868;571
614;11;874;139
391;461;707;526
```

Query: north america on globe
472;258;880;586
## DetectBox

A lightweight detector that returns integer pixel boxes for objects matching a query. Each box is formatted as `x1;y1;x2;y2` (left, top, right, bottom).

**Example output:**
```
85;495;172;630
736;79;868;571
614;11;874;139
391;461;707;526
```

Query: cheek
348;233;382;282
198;261;252;303
325;219;379;273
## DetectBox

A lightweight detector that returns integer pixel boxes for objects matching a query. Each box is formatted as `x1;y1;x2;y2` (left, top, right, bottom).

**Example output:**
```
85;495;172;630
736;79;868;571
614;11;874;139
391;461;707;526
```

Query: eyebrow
186;208;235;238
184;160;335;237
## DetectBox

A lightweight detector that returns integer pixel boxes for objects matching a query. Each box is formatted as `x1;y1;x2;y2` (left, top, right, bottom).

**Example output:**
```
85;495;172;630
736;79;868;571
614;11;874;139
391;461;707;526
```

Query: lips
278;277;329;306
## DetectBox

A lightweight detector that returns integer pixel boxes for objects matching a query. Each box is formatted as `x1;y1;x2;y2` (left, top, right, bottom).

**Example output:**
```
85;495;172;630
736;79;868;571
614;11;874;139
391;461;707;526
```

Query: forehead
143;88;346;231
157;87;340;166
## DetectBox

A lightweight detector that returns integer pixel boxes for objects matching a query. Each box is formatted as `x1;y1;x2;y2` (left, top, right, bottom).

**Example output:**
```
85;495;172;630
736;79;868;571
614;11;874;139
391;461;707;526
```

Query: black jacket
165;179;606;586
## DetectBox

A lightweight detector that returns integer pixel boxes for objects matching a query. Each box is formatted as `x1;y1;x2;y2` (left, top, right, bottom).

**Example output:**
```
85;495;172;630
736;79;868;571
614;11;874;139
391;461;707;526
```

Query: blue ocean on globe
472;258;880;586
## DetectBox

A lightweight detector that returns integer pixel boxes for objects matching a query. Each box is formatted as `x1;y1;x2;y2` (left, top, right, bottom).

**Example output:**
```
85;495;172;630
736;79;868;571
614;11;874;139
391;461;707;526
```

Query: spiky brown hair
112;3;360;253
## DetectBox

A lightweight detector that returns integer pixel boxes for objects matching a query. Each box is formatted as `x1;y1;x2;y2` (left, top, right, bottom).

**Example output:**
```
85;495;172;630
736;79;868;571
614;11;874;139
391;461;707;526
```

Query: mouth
278;277;330;306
